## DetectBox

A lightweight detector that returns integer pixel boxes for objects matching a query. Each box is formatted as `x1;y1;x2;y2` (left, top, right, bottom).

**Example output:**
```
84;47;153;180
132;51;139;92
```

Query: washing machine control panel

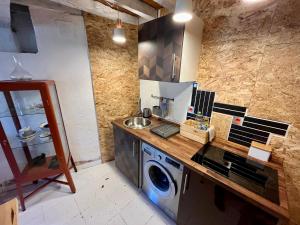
165;157;181;169
142;142;183;171
142;143;155;156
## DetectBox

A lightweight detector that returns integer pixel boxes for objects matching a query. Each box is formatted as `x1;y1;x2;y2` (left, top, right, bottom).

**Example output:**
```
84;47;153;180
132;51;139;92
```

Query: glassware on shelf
9;56;32;81
18;126;36;139
8;133;53;150
39;122;51;141
0;90;45;118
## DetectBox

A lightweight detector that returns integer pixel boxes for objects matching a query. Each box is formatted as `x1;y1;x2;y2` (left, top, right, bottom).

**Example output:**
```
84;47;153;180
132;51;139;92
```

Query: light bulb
112;20;126;44
173;0;193;23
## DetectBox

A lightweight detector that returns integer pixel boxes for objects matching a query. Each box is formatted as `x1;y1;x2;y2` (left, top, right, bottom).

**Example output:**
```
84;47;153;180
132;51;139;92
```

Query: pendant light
112;7;126;44
173;0;193;23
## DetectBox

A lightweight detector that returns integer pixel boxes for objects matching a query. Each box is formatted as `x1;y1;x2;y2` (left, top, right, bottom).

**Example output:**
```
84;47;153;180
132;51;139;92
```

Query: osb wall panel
194;0;300;223
84;13;139;162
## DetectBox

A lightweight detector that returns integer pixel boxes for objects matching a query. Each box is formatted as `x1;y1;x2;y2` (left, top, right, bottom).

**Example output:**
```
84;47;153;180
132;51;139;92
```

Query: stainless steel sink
123;117;151;129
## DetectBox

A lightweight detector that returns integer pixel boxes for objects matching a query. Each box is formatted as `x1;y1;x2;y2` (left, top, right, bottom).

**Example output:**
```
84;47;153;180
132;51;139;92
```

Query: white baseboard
76;159;102;170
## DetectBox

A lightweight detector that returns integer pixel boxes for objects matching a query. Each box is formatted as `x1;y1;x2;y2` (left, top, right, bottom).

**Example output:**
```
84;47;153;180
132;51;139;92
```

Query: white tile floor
19;161;176;225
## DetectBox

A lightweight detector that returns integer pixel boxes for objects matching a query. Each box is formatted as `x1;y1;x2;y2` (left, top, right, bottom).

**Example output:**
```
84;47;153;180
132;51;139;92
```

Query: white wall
0;5;101;182
140;80;193;123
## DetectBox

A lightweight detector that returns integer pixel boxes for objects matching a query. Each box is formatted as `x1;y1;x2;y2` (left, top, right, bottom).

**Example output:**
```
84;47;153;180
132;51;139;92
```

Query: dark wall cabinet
138;14;203;83
177;167;278;225
113;125;140;187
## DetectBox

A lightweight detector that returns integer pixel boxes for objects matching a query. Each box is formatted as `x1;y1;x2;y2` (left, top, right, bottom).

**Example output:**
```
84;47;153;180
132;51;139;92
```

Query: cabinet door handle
182;173;189;194
171;53;176;80
132;141;135;158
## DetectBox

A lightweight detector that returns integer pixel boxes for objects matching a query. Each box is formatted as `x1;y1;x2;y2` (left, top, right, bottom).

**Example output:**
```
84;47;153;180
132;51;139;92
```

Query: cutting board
210;112;233;140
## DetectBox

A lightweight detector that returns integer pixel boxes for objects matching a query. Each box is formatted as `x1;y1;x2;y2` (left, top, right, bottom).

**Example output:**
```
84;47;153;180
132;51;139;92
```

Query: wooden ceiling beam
48;0;139;24
151;0;175;11
103;0;157;20
95;0;139;17
142;0;163;10
92;1;139;24
15;0;160;24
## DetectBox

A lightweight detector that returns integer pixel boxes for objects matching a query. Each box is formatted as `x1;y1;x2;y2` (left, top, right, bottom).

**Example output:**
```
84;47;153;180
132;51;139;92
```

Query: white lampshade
173;0;193;23
113;27;126;44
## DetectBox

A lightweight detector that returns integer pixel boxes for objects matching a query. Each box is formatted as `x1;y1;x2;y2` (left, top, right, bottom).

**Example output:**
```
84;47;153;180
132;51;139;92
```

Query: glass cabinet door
48;83;71;165
0;90;58;174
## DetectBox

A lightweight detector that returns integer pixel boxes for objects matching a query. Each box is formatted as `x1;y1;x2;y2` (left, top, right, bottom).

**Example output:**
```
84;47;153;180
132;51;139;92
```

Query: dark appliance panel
177;167;278;225
191;145;279;204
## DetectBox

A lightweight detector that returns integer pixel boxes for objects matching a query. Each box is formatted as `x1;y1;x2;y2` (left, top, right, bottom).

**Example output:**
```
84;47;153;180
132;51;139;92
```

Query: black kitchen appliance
192;145;280;204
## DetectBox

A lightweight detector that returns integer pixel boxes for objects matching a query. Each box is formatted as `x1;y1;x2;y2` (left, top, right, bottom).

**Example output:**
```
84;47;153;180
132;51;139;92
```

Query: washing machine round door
144;160;176;199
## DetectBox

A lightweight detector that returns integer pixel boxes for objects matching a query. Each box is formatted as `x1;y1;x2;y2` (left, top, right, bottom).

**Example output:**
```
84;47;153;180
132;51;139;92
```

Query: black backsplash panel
243;116;289;136
185;84;289;147
213;102;247;117
187;86;215;120
228;124;270;147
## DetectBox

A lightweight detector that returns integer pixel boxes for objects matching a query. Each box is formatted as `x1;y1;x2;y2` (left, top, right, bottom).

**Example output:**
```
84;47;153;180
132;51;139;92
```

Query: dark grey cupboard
138;14;203;83
177;167;278;225
113;125;140;187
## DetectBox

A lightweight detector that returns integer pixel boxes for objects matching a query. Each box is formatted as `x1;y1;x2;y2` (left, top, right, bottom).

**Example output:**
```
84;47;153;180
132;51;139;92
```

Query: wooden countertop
112;117;289;221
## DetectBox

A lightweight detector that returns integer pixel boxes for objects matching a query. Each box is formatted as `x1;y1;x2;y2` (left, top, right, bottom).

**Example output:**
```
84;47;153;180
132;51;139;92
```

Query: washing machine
142;142;183;221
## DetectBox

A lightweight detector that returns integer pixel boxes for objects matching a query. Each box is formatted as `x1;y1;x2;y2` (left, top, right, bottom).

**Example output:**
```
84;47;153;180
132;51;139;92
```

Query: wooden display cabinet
0;80;77;211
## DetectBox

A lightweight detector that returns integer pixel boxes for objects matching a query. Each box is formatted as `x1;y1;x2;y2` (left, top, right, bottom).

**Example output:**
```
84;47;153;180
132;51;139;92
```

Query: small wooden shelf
20;156;61;183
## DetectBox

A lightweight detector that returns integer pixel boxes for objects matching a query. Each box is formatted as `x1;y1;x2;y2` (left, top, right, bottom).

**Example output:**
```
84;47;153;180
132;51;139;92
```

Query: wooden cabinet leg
16;182;25;211
70;155;77;173
64;168;76;193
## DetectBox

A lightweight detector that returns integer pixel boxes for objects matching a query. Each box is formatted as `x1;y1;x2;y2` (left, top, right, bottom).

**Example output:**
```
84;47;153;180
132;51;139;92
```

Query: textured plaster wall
84;13;139;162
194;0;300;223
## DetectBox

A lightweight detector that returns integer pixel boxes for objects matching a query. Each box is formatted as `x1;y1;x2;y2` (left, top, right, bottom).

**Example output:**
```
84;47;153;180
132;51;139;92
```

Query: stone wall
84;13;139;162
194;0;300;224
